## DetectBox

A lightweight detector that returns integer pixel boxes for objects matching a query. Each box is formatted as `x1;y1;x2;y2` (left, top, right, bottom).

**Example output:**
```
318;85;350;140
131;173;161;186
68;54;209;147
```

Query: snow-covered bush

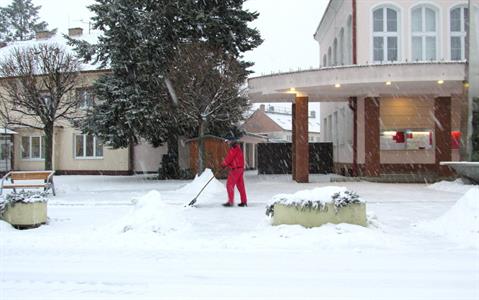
0;191;48;215
266;187;362;217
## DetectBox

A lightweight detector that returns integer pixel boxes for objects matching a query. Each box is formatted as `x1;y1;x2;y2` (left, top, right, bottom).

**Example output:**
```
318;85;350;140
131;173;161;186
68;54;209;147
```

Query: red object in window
451;131;461;149
393;131;405;143
406;132;413;139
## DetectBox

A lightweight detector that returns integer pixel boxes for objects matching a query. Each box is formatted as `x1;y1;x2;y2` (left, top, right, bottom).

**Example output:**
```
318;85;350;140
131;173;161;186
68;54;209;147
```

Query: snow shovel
187;175;216;206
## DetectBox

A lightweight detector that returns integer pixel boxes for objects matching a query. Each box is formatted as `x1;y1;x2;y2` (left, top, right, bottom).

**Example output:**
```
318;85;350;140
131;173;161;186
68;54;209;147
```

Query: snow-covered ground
1;171;478;300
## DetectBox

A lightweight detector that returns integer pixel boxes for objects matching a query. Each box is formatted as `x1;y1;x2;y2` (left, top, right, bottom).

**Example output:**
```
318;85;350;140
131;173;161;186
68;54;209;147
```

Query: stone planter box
1;202;47;229
272;202;367;227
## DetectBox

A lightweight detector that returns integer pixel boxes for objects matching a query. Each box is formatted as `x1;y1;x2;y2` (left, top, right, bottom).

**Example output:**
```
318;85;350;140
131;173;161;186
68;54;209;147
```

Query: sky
0;0;329;76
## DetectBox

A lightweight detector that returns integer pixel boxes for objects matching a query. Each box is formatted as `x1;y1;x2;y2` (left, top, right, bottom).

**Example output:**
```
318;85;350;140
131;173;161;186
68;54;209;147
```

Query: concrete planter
1;202;47;229
272;202;367;227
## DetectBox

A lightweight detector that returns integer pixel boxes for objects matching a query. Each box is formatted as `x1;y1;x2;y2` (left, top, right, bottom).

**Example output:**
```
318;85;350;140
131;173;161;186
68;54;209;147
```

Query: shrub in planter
266;187;367;227
0;191;48;229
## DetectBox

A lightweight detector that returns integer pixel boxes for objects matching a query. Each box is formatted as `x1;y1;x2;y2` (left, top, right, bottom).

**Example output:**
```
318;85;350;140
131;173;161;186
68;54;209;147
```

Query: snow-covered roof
265;112;321;133
0;30;105;73
0;128;17;135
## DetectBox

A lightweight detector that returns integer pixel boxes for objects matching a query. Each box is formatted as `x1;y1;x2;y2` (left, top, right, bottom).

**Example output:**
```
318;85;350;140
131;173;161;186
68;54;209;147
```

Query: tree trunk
198;118;207;174
43;123;54;170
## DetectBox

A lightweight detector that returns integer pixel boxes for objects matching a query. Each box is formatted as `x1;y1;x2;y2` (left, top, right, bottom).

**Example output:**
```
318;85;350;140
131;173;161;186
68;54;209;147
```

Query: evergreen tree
71;0;262;177
2;0;49;41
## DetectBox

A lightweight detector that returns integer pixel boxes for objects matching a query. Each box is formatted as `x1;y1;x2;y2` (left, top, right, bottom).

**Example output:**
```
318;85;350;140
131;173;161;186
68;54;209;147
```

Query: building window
323;55;327;67
327;47;332;66
333;38;338;66
372;6;399;62
411;5;438;61
450;6;468;61
21;136;45;160
339;28;345;65
75;134;103;158
77;88;95;109
347;15;352;64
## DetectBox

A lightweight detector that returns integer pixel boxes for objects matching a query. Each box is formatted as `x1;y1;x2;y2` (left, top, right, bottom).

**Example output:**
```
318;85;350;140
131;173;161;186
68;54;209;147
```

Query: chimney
310;110;316;118
68;27;83;37
36;31;54;40
268;105;274;112
259;104;265;111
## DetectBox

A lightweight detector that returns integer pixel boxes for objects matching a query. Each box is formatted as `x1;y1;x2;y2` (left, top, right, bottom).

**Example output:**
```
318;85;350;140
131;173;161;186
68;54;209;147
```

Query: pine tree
2;0;49;41
70;0;262;177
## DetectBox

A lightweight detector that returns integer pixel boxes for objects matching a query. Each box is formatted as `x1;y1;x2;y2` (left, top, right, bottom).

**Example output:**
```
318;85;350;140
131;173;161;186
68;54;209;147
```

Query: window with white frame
450;6;468;61
77;88;95;109
75;134;103;158
373;6;399;62
411;5;438;61
21;136;45;160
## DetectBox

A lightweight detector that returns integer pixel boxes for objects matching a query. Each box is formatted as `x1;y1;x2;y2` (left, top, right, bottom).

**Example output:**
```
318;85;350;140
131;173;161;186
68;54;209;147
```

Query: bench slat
3;184;50;188
11;172;53;180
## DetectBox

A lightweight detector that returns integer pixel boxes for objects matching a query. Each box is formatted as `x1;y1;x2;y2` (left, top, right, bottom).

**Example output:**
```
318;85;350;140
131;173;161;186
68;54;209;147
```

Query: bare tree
0;44;81;170
168;43;250;173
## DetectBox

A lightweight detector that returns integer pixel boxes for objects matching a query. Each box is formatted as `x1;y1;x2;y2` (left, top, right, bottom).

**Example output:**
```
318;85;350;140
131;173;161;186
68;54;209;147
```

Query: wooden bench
0;171;56;196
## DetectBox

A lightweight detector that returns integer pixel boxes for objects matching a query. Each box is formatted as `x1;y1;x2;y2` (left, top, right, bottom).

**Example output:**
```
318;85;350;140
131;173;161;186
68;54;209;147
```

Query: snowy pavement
1;171;478;300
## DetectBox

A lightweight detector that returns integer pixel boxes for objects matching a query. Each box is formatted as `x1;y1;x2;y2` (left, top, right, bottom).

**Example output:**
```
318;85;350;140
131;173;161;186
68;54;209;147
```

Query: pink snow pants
226;168;247;204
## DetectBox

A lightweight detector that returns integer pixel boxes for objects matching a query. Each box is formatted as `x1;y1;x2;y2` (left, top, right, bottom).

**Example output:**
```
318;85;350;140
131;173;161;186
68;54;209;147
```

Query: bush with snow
0;191;48;215
266;186;363;217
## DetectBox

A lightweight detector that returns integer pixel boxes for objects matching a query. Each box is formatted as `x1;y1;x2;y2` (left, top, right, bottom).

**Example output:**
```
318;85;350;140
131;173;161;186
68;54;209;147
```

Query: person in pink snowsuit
221;140;248;207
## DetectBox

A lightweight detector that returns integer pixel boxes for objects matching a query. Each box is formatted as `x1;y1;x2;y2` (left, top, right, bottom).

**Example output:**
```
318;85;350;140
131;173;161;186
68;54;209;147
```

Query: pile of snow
417;187;479;248
427;179;473;194
113;190;191;234
176;169;225;205
266;186;363;216
0;220;15;232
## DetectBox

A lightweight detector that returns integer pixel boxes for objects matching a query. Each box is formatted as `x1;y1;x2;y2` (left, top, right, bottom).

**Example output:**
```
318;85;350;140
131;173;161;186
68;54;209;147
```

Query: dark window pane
76;135;84;157
387;37;398;61
450;8;461;31
21;137;29;159
374;37;384;61
31;137;40;159
373;9;383;32
451;36;462;60
95;138;103;157
387;8;397;32
86;135;94;157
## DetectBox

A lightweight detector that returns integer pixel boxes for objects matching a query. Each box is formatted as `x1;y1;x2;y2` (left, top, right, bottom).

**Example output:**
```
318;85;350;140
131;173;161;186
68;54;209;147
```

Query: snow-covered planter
266;187;367;227
0;191;48;229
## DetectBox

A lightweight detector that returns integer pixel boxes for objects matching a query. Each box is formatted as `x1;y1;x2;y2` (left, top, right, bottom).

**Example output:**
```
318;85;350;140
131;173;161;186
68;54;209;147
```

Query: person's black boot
222;202;233;207
238;203;247;207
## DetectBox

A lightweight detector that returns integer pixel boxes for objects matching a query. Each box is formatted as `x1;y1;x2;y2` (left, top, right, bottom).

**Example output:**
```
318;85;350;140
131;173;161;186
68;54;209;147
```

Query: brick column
434;96;452;176
291;103;296;180
293;96;309;183
364;97;380;177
